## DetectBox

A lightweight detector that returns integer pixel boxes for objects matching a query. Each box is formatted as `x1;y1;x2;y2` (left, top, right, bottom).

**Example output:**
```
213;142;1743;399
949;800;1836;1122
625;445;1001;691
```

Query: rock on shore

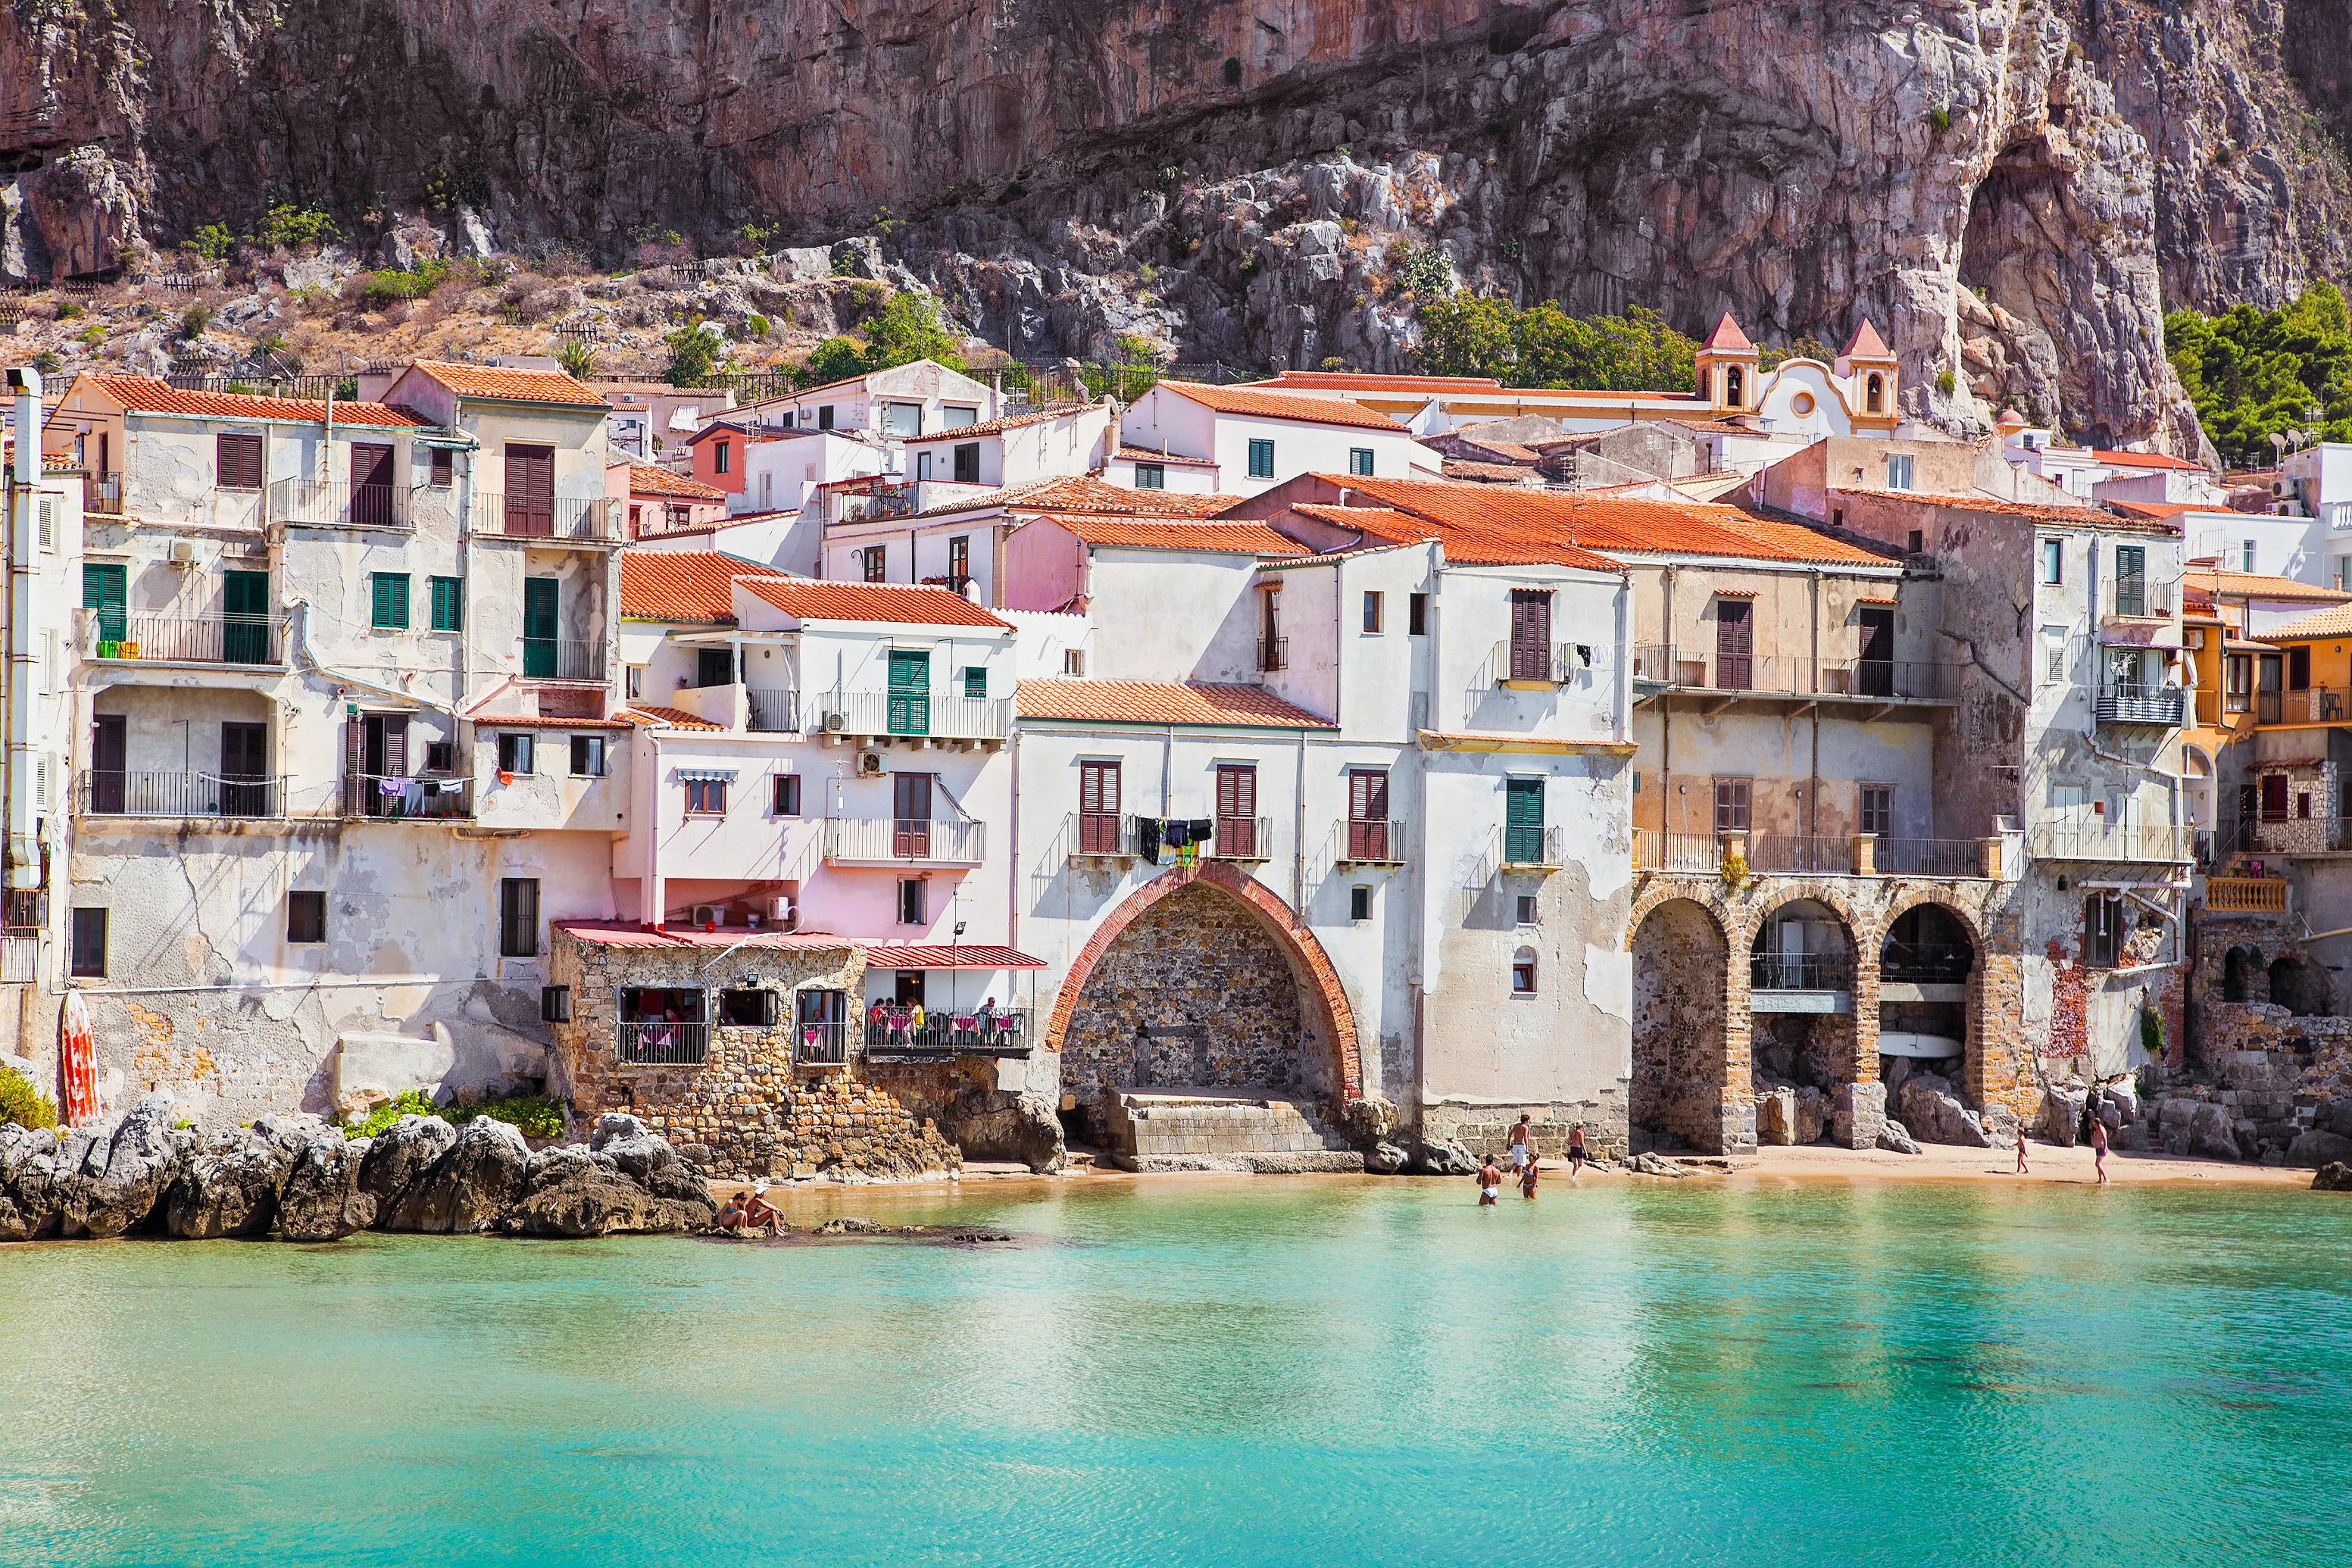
0;1095;715;1243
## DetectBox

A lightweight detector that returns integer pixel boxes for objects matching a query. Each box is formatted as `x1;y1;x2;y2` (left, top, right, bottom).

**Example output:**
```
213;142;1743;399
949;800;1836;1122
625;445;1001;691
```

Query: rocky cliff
4;0;2347;448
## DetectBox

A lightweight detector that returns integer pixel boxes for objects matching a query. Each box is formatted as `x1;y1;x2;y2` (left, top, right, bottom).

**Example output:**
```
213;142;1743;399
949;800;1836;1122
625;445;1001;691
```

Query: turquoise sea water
1;1173;2348;1567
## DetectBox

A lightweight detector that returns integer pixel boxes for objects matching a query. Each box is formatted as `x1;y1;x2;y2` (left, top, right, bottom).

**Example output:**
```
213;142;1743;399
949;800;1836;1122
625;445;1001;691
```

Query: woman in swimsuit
2091;1115;2110;1185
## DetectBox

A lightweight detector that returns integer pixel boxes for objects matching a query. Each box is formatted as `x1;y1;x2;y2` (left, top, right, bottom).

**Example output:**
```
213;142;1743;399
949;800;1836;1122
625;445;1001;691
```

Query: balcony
615;1020;709;1066
2094;682;2186;728
1880;939;1975;985
2255;686;2351;726
810;688;1012;746
1491;640;1579;686
2323;501;2352;534
2207;876;2289;914
1335;818;1407;865
1206;816;1273;862
342;773;473;820
517;637;607;683
864;1007;1033;1060
1501;824;1566;870
474;493;621;543
823;816;987;865
794;1020;851;1067
745;688;801;732
1637;831;1999;879
0;931;37;985
76;770;286;820
88;471;123;516
268;478;460;532
2219;814;2352;858
1256;636;1288;674
1067;811;1138;862
1630;644;1960;704
1876;838;1999;878
2029;820;2190;863
1750;951;1856;994
77;610;283;668
2102;579;2178;620
1633;830;1724;873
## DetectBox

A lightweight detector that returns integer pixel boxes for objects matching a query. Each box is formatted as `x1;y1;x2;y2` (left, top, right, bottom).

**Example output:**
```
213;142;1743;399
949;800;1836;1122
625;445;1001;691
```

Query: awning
863;944;1047;970
674;767;738;782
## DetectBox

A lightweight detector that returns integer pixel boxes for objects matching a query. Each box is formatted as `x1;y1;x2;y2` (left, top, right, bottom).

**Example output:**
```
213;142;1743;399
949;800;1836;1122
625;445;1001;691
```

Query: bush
342;1088;566;1142
80;324;105;347
555;339;598;379
664;318;727;387
253;201;337;251
744;313;771;339
1413;295;1699;393
355;260;453;310
178;303;211;339
1935;369;1958;396
0;1066;57;1131
55;302;83;320
31;351;60;376
192;223;235;262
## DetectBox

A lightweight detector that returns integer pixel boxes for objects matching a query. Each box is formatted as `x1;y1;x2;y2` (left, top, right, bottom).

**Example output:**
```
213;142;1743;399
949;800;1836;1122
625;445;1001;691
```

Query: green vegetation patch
1414;296;1698;392
2165;282;2352;467
0;1066;58;1131
342;1088;566;1142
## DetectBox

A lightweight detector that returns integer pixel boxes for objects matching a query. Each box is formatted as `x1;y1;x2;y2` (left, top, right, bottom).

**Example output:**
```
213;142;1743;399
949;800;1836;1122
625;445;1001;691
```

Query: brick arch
1044;861;1363;1101
1869;887;1988;957
1732;884;1870;954
1626;881;1733;949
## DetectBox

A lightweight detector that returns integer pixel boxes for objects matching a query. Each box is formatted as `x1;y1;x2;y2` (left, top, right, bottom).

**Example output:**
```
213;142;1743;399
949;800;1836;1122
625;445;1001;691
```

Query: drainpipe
1294;721;1306;916
6;368;42;897
1807;567;1821;842
1007;720;1020;958
642;730;664;928
1660;564;1674;830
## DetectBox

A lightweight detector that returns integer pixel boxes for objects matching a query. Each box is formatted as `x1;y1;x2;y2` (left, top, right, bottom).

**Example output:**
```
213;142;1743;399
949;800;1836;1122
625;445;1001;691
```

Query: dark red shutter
217;433;262;489
504;445;555;535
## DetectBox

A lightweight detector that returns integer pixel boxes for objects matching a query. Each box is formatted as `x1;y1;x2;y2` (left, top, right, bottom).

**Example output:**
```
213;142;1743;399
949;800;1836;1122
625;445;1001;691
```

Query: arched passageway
1878;903;1976;1106
1630;898;1731;1153
1749;898;1858;1096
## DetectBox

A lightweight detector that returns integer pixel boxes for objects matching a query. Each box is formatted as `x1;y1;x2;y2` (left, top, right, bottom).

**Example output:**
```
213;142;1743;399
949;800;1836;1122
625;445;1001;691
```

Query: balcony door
523;579;559;677
1079;760;1121;854
887;649;930;736
351;442;396;527
1348;768;1390;861
223;570;270;665
1857;605;1894;696
504;445;555;536
1508;589;1551;681
1216;764;1257;857
1715;599;1753;689
90;714;125;814
83;563;127;645
893;772;932;858
220;721;268;817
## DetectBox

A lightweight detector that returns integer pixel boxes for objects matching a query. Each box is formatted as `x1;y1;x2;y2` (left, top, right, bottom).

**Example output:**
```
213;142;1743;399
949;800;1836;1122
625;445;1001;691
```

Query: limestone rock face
2041;1083;2088;1147
503;1142;716;1237
276;1132;376;1242
58;1092;185;1238
165;1123;303;1238
1755;1085;1797;1147
394;1117;529;1234
0;1123;64;1241
1897;1072;1994;1149
358;1114;461;1217
1405;1136;1479;1177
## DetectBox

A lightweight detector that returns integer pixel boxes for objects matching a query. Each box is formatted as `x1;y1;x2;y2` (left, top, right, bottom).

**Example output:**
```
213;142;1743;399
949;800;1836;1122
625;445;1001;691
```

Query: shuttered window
1509;589;1552;680
498;877;540;957
429;576;464;632
1504;778;1545;864
82;562;127;642
503;444;555;535
1215;764;1257;857
370;572;410;629
1348;769;1392;861
216;433;263;490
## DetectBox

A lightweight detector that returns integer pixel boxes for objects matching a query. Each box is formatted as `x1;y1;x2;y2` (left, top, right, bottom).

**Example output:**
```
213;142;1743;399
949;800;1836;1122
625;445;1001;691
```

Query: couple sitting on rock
717;1182;787;1236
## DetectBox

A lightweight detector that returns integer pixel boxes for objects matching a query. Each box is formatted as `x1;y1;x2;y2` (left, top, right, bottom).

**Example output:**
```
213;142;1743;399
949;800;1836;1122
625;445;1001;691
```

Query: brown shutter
217;433;263;489
343;719;364;814
1352;770;1388;821
383;717;408;779
504;445;555;533
1081;761;1117;815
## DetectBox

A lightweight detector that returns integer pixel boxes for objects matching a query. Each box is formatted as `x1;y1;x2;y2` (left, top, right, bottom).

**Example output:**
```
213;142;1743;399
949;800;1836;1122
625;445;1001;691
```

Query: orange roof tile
626;463;724;501
2257;604;2352;642
620;551;792;622
906;408;1087;442
1701;313;1754;353
1441;459;1543;483
736;578;1012;629
1153;380;1413;433
1254;370;1507;393
407;360;609;408
1114;444;1220;467
1835;487;2122;527
2183;569;2352;603
909;472;1239;521
2108;500;2200;521
1017;679;1335;728
619;704;727;730
1839;320;1892;360
2091;449;2204;472
80;372;426;428
1045;515;1306;555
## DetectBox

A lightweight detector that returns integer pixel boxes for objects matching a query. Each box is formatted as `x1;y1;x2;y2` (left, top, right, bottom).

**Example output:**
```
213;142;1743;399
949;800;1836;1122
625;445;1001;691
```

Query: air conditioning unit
823;711;848;732
769;895;797;930
857;752;886;778
167;539;198;565
692;904;720;927
2274;480;2290;497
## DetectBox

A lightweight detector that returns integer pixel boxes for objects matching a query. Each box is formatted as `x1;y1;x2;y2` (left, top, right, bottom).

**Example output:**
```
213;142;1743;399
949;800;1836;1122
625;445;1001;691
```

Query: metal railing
1879;939;1974;983
1746;834;1846;874
2256;687;2352;725
823;816;988;863
1490;640;1579;685
2094;684;2186;727
77;609;281;666
475;493;620;542
1336;818;1407;864
343;773;473;820
1876;838;1990;878
1207;815;1273;861
793;1020;851;1067
2217;814;2352;857
518;637;607;682
0;932;37;985
745;688;800;732
1750;951;1855;992
864;1007;1032;1057
1634;829;1723;873
1069;811;1135;857
1501;824;1566;867
2104;579;2178;619
267;478;423;529
77;770;286;819
88;472;123;515
1631;644;1958;701
810;688;1012;742
615;1020;709;1065
1257;636;1288;673
2028;820;2189;862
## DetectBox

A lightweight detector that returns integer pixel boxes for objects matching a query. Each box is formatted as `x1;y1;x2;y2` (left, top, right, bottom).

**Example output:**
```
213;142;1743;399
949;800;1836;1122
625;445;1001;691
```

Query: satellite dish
2271;432;2288;454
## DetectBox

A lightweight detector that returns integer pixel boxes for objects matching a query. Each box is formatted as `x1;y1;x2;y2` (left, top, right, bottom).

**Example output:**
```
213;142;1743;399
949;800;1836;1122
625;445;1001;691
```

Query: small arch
1751;898;1860;1101
1511;946;1538;995
1725;365;1744;407
1865;373;1884;413
1630;897;1732;1153
2222;945;2264;1003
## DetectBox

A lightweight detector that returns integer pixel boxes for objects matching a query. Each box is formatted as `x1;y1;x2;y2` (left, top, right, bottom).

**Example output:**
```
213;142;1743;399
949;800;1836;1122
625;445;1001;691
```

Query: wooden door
1715;601;1753;689
1348;769;1390;861
1857;605;1894;696
504;444;555;536
90;714;125;814
350;442;395;527
894;772;932;857
223;570;270;664
1215;764;1257;857
220;721;268;817
523;579;559;677
1508;589;1551;680
1079;761;1120;853
887;649;930;736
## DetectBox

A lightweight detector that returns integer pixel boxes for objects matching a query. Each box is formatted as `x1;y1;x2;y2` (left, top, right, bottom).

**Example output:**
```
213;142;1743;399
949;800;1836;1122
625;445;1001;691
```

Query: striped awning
863;945;1047;970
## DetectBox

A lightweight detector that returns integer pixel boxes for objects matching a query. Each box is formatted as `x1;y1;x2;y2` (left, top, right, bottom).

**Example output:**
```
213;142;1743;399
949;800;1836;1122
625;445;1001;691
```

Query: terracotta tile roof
472;713;637;729
408;360;609;408
1701;313;1754;352
906;408;1080;441
1839;320;1892;360
1254;370;1507;392
1835;487;2124;527
1045;515;1307;555
2183;569;2352;603
2091;448;2204;472
1115;444;1220;467
620;551;792;622
80;372;426;428
590;380;733;397
556;921;858;951
625;463;724;501
859;944;1047;970
908;472;1238;521
2257;604;2352;642
1153;380;1413;433
736;577;1012;628
1441;459;1543;483
1017;679;1335;728
618;704;726;730
1314;476;1889;569
2108;500;2201;521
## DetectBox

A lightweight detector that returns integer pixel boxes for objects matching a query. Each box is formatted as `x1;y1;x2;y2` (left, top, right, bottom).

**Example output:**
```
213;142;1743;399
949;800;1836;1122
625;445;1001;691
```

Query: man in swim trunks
1477;1156;1502;1207
1508;1114;1532;1171
1567;1123;1588;1182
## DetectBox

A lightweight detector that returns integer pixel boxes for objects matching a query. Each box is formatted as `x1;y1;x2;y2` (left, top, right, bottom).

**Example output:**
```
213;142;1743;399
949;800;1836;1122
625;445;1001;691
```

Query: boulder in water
2313;1161;2352;1193
358;1114;460;1218
1363;1141;1408;1175
395;1116;529;1233
166;1123;301;1238
2286;1129;2352;1170
502;1139;716;1237
0;1123;64;1240
59;1092;186;1238
1405;1136;1478;1176
278;1133;376;1242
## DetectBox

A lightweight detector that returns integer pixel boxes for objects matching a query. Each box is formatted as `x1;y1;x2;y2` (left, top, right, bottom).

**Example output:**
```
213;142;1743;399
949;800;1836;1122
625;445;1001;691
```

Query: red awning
862;945;1048;970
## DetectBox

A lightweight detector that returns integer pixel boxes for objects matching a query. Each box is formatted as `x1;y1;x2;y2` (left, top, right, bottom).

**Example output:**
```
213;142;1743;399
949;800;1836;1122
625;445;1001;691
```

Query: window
2041;538;2063;584
570;736;607;777
2114;545;2147;617
861;547;886;582
215;433;263;490
684;775;727;814
498;878;540;958
425;741;455;773
963;666;987;698
1408;592;1428;635
370;572;410;630
915;451;932;483
1247;438;1276;479
1508;589;1553;680
429;576;463;633
1504;777;1545;864
70;907;106;978
1907;529;1925;554
1724;366;1744;407
952;442;980;484
1859;785;1892;838
720;988;778;1027
1865;373;1884;413
1076;759;1123;853
1063;649;1085;676
82;562;127;642
2243;540;2259;573
2225;654;2252;713
1713;777;1751;832
286;891;326;945
2043;626;2069;684
1347;770;1392;861
1515;894;1539;926
1215;764;1259;857
1348;447;1375;476
36;498;54;551
2290;646;2313;692
697;647;735;688
1362;591;1384;633
773;774;801;816
2083;895;2122;968
896;878;926;926
429;448;454;488
497;732;534;774
1511;947;1538;995
817;405;836;431
948;536;970;584
626;666;645;701
1133;463;1165;490
714;440;731;475
1885;452;1914;491
883;403;923;438
1350;885;1373;921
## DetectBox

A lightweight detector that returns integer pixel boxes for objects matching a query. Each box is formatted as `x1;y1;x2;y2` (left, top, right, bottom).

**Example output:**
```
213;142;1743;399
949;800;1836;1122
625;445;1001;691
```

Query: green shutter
222;570;270;664
1504;779;1545;864
887;649;930;735
963;666;986;698
372;573;410;629
82;563;127;642
429;576;464;632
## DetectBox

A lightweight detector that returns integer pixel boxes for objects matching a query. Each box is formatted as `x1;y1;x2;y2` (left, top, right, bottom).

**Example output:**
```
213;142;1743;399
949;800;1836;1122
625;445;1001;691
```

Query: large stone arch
1045;863;1361;1111
1629;896;1740;1154
1745;890;1865;1100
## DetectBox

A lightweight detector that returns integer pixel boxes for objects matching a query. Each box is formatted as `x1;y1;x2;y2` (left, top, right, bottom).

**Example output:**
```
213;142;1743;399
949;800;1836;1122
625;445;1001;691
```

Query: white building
1114;379;1445;497
726;360;997;442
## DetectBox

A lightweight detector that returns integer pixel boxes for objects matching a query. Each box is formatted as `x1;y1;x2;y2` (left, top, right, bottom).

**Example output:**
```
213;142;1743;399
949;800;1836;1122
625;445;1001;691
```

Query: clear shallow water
2;1175;2348;1568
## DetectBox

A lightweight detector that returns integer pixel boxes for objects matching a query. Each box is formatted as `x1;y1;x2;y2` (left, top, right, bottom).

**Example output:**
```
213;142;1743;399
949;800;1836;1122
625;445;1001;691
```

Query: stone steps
1107;1089;1363;1173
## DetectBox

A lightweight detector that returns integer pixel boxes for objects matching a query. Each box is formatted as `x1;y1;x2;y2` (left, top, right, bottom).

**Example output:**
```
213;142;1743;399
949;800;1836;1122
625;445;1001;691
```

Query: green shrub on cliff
792;292;966;389
2165;282;2352;467
1413;295;1698;392
342;1089;565;1142
0;1066;58;1131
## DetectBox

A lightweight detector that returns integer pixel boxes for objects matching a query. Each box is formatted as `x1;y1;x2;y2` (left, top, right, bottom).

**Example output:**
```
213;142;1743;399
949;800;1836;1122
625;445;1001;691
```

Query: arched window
1866;373;1884;413
1512;946;1538;995
1724;366;1744;407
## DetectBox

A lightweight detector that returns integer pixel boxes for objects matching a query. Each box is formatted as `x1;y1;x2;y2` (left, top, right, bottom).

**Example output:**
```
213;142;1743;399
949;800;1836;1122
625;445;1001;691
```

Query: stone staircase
1106;1089;1364;1173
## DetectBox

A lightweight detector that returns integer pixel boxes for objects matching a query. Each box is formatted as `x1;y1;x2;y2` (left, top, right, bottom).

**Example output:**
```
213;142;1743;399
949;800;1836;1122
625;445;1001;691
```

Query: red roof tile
620;551;792;622
1154;380;1414;433
907;408;1089;442
1115;444;1220;467
1017;679;1335;728
1839;320;1892;360
736;578;1012;628
1441;459;1543;483
80;372;426;428
408;360;610;408
858;945;1047;970
910;472;1240;521
1045;515;1306;554
2256;604;2352;642
626;463;724;501
618;705;727;730
1701;313;1754;353
1254;370;1507;392
2091;448;2205;472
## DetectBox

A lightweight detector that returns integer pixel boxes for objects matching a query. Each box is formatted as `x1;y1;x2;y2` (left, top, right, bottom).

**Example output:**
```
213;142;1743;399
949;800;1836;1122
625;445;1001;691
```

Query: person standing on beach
2091;1116;2110;1185
1568;1123;1588;1182
1477;1156;1502;1207
2014;1123;2029;1175
1509;1114;1532;1172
